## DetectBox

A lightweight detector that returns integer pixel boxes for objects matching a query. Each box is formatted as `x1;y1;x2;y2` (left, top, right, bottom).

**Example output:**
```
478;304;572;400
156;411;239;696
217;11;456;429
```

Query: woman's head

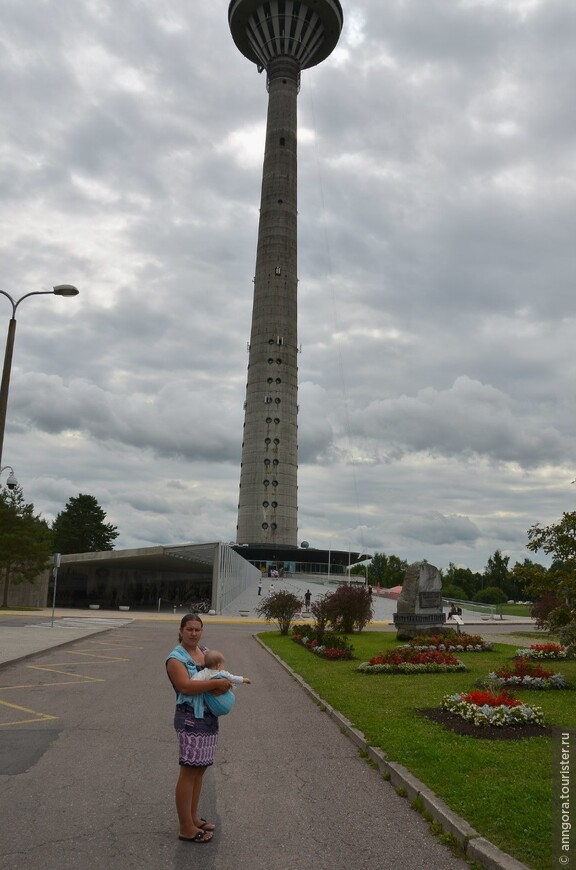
178;613;204;643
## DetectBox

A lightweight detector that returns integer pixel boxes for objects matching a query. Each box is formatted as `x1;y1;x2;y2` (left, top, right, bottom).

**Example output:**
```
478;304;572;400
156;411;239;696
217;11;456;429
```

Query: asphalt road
0;621;468;870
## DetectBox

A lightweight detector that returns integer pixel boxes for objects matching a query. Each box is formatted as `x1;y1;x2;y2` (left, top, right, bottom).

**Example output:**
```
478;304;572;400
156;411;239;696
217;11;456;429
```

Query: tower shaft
229;0;343;548
237;57;299;546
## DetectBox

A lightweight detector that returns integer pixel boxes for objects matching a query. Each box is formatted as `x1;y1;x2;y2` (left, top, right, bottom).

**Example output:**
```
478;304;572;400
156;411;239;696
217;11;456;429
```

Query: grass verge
259;630;576;870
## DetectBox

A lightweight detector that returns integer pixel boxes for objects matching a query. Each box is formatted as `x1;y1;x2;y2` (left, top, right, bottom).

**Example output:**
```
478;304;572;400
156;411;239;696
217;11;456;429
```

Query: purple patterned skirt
174;703;219;768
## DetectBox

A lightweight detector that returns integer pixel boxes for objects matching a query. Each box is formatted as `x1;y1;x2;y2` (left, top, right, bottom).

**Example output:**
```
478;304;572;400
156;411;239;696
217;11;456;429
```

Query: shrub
323;583;373;633
442;584;467;601
531;593;563;629
558;623;576;657
548;605;574;632
310;594;332;643
473;586;507;605
256;590;302;635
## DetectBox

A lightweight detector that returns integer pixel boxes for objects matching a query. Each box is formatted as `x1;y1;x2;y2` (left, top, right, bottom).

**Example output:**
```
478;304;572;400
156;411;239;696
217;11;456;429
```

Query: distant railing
442;597;501;620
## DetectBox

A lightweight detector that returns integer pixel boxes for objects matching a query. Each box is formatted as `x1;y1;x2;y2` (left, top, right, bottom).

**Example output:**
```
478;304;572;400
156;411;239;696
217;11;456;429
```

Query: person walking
165;614;232;843
257;580;262;596
304;589;311;611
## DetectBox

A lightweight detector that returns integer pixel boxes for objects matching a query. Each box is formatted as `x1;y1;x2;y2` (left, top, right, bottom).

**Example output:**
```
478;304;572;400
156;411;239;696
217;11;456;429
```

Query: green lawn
259;630;575;870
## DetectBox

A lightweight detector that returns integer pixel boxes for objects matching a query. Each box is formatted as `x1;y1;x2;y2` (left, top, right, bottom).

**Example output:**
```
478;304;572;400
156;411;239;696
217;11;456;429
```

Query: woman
166;613;232;843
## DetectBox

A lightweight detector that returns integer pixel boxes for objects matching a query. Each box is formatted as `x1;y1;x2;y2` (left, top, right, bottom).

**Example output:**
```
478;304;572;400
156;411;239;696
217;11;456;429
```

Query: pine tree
52;494;119;554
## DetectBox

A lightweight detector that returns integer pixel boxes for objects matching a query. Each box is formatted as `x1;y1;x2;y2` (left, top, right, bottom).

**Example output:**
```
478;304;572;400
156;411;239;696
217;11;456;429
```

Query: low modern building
8;542;261;613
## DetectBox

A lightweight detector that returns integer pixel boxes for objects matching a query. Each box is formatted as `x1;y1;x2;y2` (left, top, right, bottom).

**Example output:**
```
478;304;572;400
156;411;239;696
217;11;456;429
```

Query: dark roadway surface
0;620;469;870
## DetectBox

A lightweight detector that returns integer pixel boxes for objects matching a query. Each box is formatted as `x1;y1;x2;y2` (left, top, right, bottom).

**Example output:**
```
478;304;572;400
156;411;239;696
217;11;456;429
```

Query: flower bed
408;631;492;652
442;690;545;727
485;658;570;690
292;633;354;660
514;643;568;661
357;647;467;674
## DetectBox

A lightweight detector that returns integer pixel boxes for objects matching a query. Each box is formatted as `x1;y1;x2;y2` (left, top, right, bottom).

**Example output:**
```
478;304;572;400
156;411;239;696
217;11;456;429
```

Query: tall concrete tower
229;0;343;548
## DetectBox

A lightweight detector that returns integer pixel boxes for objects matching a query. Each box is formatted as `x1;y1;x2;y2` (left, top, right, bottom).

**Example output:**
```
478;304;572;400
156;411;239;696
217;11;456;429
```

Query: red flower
499;660;554;680
462;690;521;708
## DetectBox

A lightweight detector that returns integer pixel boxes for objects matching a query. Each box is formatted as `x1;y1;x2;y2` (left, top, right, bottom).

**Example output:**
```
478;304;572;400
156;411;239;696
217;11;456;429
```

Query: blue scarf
166;644;235;717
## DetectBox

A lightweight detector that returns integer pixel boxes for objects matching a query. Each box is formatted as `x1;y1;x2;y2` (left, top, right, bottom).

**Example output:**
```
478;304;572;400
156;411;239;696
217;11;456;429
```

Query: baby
193;649;252;685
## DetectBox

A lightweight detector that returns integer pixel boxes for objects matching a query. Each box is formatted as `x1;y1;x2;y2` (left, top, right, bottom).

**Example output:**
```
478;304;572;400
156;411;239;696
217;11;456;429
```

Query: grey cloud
399;511;480;546
1;0;575;571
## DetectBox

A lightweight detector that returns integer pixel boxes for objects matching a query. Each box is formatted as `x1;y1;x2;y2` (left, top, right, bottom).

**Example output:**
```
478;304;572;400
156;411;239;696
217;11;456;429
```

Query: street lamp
0;464;18;489
0;284;79;467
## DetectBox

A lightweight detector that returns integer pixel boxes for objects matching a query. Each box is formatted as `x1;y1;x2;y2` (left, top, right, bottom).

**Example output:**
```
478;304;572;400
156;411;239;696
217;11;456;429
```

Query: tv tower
229;0;343;548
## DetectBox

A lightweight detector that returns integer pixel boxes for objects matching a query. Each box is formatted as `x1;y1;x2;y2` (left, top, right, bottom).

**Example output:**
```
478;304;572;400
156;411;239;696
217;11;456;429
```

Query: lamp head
53;284;79;297
6;470;18;490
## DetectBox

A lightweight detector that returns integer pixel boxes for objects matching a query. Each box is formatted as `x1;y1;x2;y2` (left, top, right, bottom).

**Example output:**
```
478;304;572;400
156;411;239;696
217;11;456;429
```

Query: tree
526;512;576;606
483;550;513;597
508;559;548;601
474;586;507;605
0;485;53;608
324;583;373;634
351;552;408;588
52;494;119;554
442;563;482;600
442;584;467;602
256;589;302;635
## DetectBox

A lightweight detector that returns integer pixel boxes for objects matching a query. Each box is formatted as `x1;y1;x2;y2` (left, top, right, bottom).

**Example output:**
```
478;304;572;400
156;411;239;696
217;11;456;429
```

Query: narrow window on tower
279;137;285;146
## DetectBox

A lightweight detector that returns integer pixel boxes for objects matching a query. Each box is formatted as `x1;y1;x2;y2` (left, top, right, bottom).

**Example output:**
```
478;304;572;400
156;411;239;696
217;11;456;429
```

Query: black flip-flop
199;818;216;832
178;830;213;843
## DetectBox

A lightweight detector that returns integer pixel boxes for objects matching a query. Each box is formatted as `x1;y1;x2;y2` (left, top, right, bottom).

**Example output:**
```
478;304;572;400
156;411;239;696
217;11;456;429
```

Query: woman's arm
166;659;232;695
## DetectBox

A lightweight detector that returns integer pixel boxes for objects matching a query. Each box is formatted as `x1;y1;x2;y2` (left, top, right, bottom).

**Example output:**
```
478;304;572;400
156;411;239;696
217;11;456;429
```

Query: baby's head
204;649;225;670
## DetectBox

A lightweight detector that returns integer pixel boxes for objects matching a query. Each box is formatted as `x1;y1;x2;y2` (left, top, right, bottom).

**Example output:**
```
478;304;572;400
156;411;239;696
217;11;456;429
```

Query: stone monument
393;561;447;640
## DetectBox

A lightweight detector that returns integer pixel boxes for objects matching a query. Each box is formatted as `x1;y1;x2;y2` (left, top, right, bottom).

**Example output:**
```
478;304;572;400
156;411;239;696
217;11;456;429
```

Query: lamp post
0;284;79;467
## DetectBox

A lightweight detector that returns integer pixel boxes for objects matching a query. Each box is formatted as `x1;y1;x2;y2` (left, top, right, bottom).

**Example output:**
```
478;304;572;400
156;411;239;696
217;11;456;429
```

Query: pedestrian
165;614;233;843
257;580;262;596
304;589;311;611
268;582;275;594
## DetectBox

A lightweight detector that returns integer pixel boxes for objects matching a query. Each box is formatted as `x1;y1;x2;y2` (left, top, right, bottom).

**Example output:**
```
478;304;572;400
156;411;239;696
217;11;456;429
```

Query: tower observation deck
229;0;343;548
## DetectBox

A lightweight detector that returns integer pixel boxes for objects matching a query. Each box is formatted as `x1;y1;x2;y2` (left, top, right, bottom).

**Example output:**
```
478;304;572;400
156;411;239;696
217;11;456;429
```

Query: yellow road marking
0;637;135;726
45;651;130;661
0;699;57;727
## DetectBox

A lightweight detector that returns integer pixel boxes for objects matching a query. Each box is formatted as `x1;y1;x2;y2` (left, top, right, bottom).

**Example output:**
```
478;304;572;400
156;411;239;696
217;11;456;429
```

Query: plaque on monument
419;590;443;609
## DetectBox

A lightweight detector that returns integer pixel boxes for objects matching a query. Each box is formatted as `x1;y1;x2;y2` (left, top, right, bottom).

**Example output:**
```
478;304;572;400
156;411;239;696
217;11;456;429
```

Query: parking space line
0;699;58;727
0;639;136;727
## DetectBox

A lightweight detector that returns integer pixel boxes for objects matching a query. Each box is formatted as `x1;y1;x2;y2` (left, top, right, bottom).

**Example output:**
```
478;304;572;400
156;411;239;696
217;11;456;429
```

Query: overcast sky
1;0;575;573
